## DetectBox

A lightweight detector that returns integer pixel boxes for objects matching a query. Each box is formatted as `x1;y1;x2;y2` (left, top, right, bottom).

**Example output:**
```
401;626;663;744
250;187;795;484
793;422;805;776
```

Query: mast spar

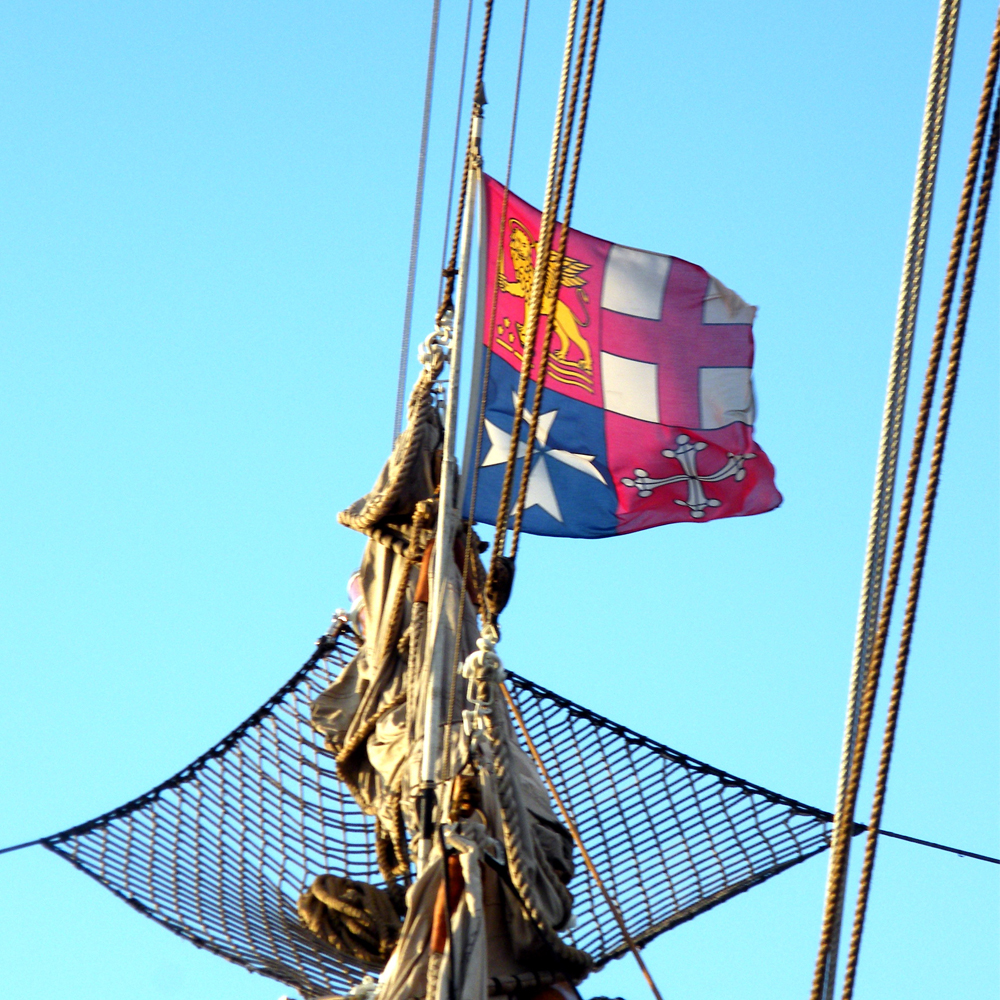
418;106;484;874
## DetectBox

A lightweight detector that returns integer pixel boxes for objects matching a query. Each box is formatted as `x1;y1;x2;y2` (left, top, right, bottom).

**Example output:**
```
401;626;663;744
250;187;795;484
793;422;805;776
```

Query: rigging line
487;0;580;585
825;6;959;964
510;0;605;561
824;0;959;956
445;0;532;781
828;0;959;899
507;0;593;556
5;819;996;866
865;828;1000;866
819;7;989;994
394;0;443;444
812;1;960;995
500;682;665;1000
438;0;476;306
841;47;1000;1000
439;0;495;321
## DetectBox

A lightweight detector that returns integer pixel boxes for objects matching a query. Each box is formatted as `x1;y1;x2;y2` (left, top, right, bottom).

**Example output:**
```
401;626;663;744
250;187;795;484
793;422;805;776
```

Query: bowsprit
620;434;756;518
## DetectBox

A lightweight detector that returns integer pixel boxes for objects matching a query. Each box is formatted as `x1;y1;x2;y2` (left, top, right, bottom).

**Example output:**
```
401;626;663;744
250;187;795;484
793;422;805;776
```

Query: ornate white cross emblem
621;434;755;518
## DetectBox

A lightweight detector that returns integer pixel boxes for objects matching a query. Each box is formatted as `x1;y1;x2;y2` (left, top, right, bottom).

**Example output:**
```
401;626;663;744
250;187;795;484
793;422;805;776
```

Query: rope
486;0;580;599
438;0;495;322
444;0;533;782
394;0;442;444
500;683;665;1000
812;2;959;993
840;33;1000;999
510;0;605;560
860;827;1000;866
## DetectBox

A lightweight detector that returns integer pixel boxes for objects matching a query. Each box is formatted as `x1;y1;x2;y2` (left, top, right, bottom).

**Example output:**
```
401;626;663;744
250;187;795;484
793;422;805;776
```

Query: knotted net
42;624;832;998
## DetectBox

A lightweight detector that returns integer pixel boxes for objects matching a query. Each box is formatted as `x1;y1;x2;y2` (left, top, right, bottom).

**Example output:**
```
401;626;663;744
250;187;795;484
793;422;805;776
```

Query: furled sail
302;359;591;1000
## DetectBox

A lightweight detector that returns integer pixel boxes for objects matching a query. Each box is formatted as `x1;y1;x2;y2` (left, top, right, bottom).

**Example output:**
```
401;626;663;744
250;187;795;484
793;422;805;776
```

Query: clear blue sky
1;2;997;998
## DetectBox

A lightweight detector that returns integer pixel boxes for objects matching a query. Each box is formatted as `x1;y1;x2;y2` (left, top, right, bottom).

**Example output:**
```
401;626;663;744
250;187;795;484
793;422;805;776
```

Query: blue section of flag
464;355;618;538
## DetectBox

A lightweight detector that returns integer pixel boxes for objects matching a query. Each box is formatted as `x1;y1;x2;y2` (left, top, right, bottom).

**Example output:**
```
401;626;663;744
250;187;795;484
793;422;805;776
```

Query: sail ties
460;628;505;759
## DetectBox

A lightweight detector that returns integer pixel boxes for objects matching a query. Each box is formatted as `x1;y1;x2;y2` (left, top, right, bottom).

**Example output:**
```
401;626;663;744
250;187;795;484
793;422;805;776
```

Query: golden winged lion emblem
496;219;594;391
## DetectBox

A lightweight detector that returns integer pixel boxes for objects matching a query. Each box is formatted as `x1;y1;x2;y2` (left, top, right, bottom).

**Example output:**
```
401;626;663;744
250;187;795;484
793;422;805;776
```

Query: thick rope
510;0;605;560
812;2;959;993
445;0;533;782
841;39;1000;1000
486;0;580;588
394;0;442;443
507;0;592;553
500;683;665;1000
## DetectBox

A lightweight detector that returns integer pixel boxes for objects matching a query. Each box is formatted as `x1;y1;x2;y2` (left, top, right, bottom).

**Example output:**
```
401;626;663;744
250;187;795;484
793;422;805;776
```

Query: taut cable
840;24;1000;998
811;2;959;994
394;0;442;443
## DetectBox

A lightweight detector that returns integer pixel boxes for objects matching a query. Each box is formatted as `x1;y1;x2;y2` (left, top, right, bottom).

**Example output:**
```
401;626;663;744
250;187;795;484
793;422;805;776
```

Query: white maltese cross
481;393;607;522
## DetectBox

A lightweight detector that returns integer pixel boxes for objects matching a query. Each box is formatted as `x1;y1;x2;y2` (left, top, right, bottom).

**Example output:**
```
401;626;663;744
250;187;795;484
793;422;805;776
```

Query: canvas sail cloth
304;362;589;1000
466;176;781;537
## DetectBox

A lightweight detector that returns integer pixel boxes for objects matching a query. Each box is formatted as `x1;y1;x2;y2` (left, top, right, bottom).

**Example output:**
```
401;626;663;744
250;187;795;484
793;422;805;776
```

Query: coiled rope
812;2;959;994
484;689;594;978
840;15;1000;998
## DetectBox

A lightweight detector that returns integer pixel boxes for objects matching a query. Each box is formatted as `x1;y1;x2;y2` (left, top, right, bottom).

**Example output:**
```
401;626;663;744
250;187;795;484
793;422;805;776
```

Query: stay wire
4;818;996;864
444;0;532;780
841;29;1000;999
510;0;605;560
438;0;476;307
394;0;443;443
811;1;960;994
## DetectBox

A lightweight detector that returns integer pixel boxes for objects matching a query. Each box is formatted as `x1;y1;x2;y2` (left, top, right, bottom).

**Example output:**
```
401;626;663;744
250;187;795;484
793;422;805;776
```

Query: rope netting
41;624;833;998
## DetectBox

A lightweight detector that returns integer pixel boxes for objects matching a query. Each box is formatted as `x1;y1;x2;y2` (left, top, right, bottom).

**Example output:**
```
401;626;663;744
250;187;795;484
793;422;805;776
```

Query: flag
465;175;781;538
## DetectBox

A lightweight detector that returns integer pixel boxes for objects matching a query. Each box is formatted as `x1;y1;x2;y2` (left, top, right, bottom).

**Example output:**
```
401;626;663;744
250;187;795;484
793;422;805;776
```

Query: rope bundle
297;874;403;965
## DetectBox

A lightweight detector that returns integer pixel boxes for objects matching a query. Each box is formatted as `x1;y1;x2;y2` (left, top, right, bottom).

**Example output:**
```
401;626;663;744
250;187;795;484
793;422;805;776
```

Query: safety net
41;623;833;998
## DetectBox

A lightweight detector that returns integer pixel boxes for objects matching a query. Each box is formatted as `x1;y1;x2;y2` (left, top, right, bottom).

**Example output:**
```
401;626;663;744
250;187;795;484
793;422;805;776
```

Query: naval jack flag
465;176;782;538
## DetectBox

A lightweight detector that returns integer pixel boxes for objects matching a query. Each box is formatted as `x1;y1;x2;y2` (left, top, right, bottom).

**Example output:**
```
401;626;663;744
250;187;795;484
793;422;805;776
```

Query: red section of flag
606;417;780;531
483;176;610;407
480;174;781;533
